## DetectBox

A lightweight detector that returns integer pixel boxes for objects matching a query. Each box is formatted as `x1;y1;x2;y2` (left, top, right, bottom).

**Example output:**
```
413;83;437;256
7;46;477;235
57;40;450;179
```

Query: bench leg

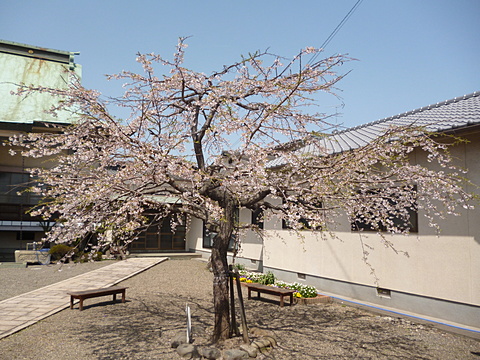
113;293;117;303
121;290;126;303
248;288;252;300
289;293;293;306
280;295;284;307
257;291;261;298
79;298;84;311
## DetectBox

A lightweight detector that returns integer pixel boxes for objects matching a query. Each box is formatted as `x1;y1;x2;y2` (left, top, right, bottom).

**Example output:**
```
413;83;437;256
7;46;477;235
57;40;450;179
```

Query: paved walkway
0;257;168;340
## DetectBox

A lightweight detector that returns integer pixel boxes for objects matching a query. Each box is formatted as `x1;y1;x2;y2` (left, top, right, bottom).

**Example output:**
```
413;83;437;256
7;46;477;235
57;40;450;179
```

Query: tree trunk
211;197;236;343
211;244;230;342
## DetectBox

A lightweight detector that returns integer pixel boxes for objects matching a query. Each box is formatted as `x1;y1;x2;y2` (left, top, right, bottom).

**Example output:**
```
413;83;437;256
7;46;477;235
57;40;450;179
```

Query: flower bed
236;269;318;298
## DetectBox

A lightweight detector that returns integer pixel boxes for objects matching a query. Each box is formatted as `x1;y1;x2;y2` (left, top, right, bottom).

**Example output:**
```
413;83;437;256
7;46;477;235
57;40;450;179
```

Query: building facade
187;92;480;331
0;40;81;260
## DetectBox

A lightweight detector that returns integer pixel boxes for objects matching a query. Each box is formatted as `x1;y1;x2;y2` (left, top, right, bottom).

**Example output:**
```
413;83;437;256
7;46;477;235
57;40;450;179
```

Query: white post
185;304;192;343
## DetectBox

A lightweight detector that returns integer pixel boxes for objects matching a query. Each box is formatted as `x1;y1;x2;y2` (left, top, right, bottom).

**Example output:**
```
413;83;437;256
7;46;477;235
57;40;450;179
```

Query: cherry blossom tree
9;39;473;342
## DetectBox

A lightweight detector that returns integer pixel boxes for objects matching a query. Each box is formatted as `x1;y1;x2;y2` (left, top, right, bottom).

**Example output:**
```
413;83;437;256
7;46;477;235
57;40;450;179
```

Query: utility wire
231;1;364;149
321;0;364;49
309;0;364;65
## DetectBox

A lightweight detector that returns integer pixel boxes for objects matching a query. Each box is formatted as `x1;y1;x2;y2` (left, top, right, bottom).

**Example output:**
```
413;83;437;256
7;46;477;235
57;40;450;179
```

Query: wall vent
377;287;392;299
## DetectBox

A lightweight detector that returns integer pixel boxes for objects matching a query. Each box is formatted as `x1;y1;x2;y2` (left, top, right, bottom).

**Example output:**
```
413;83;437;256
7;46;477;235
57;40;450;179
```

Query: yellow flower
240;277;246;282
294;292;302;298
246;279;253;283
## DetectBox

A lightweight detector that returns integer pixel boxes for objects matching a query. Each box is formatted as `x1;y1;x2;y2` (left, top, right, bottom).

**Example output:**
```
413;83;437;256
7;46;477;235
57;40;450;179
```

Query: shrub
78;251;103;263
232;263;245;271
274;280;290;289
245;272;265;283
259;271;275;285
49;244;75;261
93;251;103;261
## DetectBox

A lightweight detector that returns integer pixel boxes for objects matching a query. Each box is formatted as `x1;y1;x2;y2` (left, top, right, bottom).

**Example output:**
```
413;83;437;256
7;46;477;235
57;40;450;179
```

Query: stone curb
171;331;278;359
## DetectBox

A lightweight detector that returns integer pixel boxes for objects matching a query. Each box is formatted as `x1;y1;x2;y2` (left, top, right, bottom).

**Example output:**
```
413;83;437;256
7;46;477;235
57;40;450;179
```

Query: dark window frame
281;200;324;231
202;226;237;252
251;208;264;230
132;212;187;251
351;187;418;233
0;171;41;205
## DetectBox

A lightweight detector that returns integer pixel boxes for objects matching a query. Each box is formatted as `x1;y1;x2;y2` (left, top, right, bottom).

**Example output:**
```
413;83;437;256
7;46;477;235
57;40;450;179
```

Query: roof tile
317;91;480;155
267;91;480;167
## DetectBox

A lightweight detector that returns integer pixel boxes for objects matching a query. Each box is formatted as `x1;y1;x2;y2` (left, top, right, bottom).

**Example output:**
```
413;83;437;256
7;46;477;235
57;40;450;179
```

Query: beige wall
263;229;480;306
237;208;264;261
188;131;480;309
262;131;480;307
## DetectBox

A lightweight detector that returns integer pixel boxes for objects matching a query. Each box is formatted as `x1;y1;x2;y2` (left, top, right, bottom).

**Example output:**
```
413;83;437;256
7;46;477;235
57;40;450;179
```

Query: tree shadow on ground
71;292;215;360
241;299;432;360
60;259;478;360
70;289;477;360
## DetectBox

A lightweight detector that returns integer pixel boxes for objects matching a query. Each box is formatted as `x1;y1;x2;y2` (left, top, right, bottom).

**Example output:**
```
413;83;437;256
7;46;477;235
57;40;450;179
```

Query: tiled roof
268;91;480;167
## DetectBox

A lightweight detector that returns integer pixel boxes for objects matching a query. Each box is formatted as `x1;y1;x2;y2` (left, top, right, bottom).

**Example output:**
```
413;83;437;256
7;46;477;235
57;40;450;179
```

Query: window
251;208;264;229
282;199;323;230
377;287;392;299
202;226;215;249
297;273;306;280
351;208;418;233
0;172;41;205
132;213;186;251
351;187;418;233
17;231;35;241
202;226;237;252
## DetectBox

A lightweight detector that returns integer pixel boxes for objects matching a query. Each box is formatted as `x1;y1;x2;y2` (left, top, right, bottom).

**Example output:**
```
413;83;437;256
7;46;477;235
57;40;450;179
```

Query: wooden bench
244;283;296;307
68;286;127;311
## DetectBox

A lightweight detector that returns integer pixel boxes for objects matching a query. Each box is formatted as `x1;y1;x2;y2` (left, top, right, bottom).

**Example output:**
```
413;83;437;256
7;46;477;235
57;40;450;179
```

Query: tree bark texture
211;196;236;342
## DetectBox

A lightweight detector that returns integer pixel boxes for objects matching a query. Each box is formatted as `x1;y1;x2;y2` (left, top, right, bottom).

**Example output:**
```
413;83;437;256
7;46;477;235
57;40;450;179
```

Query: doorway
131;215;186;252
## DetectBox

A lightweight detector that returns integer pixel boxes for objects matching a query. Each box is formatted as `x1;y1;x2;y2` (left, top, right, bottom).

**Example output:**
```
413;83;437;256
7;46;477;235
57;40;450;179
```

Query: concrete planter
15;250;51;265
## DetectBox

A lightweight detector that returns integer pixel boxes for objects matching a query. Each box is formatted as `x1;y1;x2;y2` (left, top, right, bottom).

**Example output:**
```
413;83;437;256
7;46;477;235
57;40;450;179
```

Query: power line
309;0;364;65
321;0;364;50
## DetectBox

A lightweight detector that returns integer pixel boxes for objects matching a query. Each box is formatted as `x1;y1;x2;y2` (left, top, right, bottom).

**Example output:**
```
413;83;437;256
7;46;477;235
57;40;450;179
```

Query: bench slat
244;283;295;294
68;286;127;311
68;286;127;297
244;283;295;307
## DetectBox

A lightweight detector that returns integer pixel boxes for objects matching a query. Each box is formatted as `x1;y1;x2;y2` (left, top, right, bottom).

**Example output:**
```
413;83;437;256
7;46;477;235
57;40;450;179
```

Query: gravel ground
0;259;479;359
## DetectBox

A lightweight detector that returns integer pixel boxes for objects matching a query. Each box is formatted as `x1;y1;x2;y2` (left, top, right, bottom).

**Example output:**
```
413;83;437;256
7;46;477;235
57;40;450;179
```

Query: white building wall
236;208;264;261
187;131;480;328
187;209;264;265
263;229;480;307
186;217;204;251
260;132;480;328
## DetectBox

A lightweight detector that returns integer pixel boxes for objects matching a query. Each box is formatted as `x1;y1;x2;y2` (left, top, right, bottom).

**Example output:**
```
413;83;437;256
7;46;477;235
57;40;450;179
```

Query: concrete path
0;257;168;340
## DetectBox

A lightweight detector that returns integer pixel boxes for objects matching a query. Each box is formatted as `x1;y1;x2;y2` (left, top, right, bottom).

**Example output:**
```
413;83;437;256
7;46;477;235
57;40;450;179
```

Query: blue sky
1;0;479;130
